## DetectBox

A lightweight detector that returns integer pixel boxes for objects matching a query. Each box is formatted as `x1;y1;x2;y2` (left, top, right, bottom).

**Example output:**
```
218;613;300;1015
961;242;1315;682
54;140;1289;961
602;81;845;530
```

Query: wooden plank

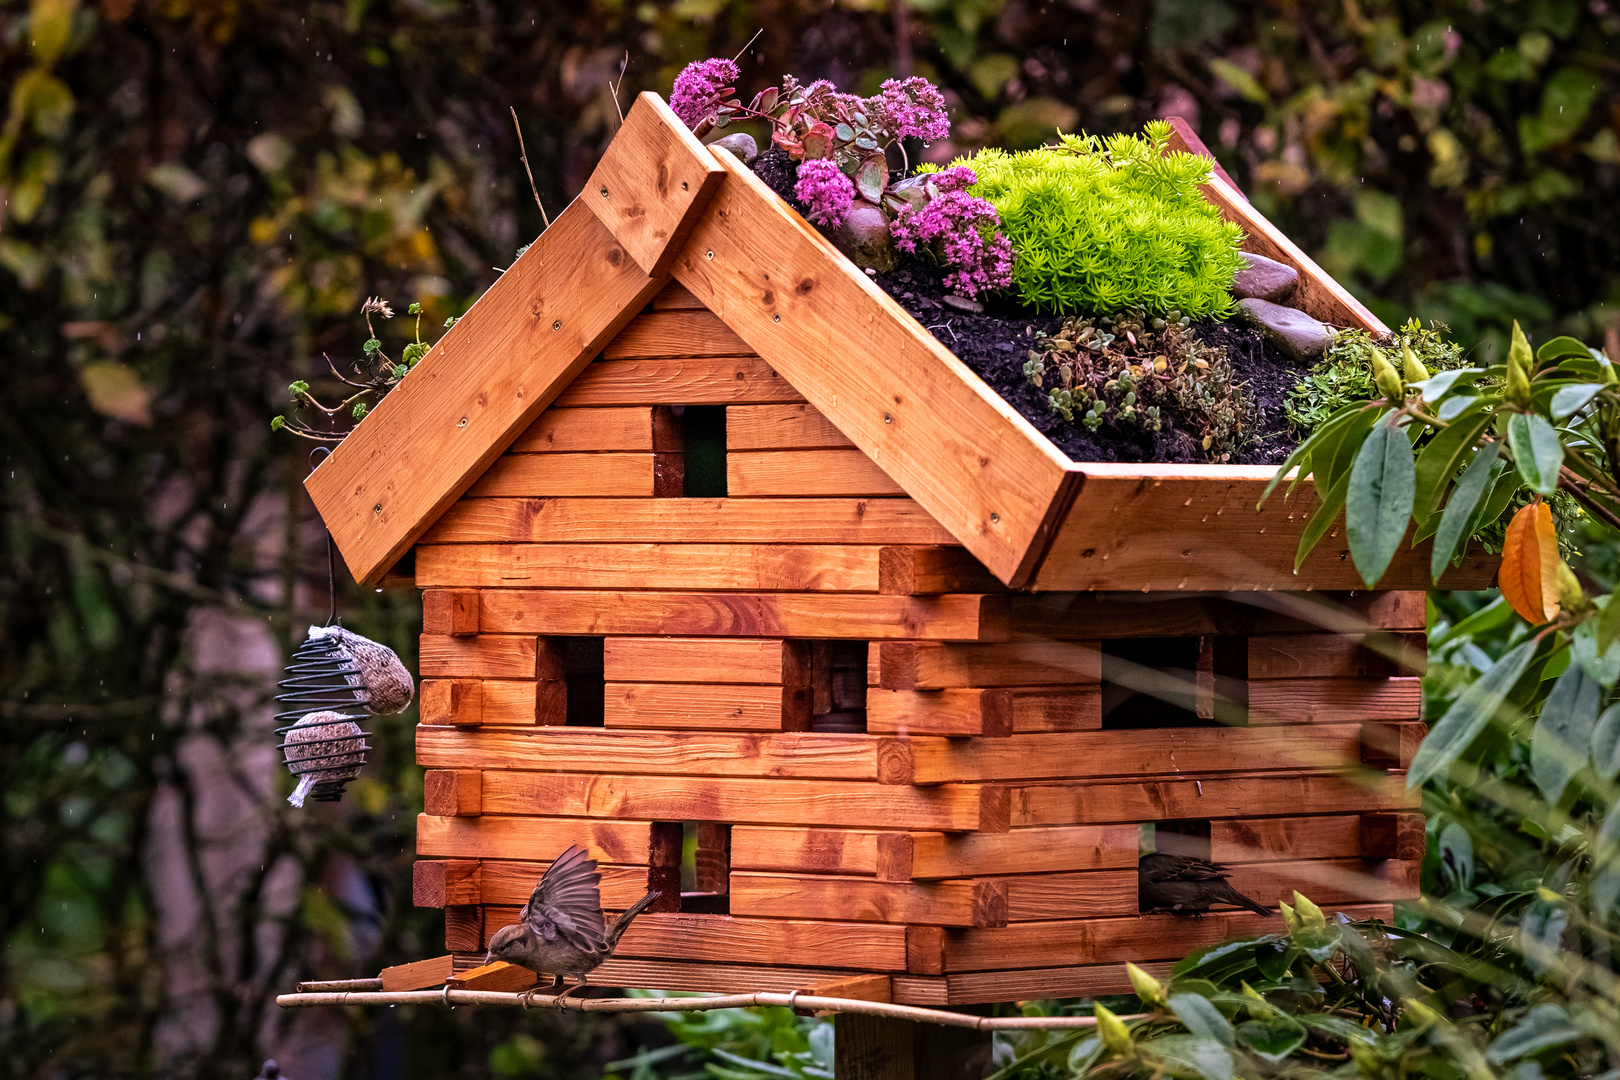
728;403;854;450
423;589;480;635
1030;470;1498;592
617;913;909;971
999;869;1138;920
446;961;536;992
412;859;477;907
909;824;1139;878
922;903;1394;975
1245;633;1425;679
675;146;1078;588
835;1014;988;1079
419;635;538;679
730;826;895;877
1209;815;1367;862
728;450;905;497
604;682;810;733
417;725;884;781
878;641;1102;689
1007;771;1420;826
583;92;725;277
892;964;1166;1006
416;543;882;592
464;452;678;498
1226;857;1420;906
729;873;1008;928
1361;721;1426;769
867;689;1011;737
800;974;892;1002
477;590;1010;642
897;725;1367;785
416;814;654;863
590;957;870;994
1248;677;1422;723
423;497;954;545
424;770;482;817
603;637;810;685
478;773;1008;832
554;356;804;406
475;860;653;908
306;198;669;585
879;547;1005;596
603;309;752;359
468;679;566;726
419;679;483;726
1009;591;1429;640
379;954;454;991
651;280;707;310
508;405;679;453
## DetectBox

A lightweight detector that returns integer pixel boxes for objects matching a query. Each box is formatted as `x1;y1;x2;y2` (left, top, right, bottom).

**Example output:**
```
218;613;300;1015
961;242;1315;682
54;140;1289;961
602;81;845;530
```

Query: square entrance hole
651;821;730;914
1101;637;1245;728
562;636;605;727
810;640;868;733
677;405;727;497
1139;819;1213;913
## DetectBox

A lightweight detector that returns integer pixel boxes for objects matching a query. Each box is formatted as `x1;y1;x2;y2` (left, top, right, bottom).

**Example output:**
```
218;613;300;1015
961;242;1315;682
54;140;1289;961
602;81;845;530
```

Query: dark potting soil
749;145;1307;465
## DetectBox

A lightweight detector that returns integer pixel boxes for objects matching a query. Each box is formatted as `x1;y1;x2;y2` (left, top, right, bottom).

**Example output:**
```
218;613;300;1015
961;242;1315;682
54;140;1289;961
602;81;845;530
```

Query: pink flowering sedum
872;77;950;142
671;57;740;128
794;158;855;227
891;188;1014;299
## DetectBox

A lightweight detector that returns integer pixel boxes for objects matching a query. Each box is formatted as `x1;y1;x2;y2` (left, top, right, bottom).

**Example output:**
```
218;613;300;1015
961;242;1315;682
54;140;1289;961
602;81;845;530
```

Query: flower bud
1401;341;1430;385
1372;348;1405;402
1506;320;1534;408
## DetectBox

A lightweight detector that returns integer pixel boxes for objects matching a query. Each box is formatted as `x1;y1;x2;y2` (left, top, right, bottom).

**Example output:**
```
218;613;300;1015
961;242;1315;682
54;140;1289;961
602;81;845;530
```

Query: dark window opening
563;636;605;727
810;641;869;733
1101;637;1245;728
649;820;730;914
679;405;728;497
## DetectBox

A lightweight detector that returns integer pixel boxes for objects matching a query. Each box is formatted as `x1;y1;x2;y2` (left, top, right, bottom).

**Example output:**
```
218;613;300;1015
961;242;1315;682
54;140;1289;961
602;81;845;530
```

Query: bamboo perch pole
276;988;1124;1030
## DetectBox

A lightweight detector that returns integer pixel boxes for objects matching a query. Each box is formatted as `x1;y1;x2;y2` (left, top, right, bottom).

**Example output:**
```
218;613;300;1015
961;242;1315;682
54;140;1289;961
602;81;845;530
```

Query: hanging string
309;447;337;627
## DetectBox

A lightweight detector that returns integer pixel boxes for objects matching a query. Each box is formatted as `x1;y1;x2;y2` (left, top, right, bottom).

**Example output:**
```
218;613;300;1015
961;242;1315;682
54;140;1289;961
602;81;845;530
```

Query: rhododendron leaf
1499;501;1560;624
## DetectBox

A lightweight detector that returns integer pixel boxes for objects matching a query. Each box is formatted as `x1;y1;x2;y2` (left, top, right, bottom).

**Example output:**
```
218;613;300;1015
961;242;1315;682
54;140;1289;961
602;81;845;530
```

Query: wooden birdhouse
306;94;1496;1007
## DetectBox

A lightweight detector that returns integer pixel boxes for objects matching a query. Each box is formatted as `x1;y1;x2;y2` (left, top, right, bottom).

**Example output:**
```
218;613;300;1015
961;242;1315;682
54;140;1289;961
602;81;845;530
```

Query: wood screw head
373;503;382;514
682;181;689;190
458;417;468;428
990;512;1000;523
599;186;609;198
884;413;892;424
705;250;714;260
772;313;781;323
552;320;561;331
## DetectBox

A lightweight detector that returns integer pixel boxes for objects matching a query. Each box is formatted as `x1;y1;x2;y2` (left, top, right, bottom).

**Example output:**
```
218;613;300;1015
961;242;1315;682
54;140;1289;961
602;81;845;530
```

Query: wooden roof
308;93;1495;593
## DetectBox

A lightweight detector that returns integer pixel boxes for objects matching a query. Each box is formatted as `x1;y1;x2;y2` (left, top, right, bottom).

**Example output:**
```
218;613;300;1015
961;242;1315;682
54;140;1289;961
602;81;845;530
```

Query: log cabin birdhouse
305;94;1496;1006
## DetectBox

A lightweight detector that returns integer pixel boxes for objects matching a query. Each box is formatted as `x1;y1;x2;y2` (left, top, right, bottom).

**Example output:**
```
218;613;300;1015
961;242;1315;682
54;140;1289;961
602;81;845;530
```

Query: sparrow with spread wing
485;845;661;1006
1138;852;1273;916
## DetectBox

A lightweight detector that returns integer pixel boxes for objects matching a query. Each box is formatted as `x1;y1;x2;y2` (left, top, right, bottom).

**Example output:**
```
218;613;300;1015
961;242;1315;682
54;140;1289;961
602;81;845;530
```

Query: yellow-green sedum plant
947;120;1245;318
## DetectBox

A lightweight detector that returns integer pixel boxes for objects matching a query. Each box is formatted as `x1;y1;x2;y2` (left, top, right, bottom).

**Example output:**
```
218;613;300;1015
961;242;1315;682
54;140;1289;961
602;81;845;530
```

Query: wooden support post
648;821;683;913
834;1013;992;1080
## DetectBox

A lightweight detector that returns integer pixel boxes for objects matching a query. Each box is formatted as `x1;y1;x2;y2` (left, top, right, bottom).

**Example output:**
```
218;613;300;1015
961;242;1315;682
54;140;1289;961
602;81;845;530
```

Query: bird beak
484;950;493;966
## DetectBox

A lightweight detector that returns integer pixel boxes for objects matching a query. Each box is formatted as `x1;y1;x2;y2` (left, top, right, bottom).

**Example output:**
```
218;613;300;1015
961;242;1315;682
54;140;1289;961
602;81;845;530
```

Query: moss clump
941;120;1245;318
1285;319;1468;436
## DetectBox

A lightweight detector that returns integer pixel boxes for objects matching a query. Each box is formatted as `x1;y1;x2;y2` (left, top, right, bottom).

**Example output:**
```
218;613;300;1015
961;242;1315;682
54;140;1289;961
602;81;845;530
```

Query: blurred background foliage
1;0;1617;1076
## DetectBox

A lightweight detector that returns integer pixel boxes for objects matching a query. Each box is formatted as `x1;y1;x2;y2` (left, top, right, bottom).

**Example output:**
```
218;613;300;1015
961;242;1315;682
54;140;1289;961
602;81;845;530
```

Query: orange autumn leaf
1499;502;1560;624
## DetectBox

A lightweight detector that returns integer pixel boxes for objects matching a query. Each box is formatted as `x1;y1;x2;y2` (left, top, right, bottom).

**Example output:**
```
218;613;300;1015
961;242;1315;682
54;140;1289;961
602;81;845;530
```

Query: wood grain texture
1245;632;1425;679
416;543;882;591
1247;677;1423;723
306;198;667;585
582;92;725;278
424;770;482;817
909;824;1139;878
877;640;1102;689
891;964;1168;1006
417;725;882;780
477;772;1008;832
897;724;1366;785
463;452;672;497
552;355;805;406
423;497;954;545
419;635;538;679
866;689;1012;737
414;859;652;907
1361;812;1427;860
508;405;680;452
729;826;897;876
878;546;1005;596
603;637;810;685
589;957;871;994
728;450;906;497
602;310;752;359
729;872;1008;927
1009;590;1429;639
728;403;855;450
419;679;483;726
604;681;810;732
673;147;1077;587
379;954;455;991
1030;468;1498;592
651;280;707;309
611;913;910;971
446;961;536;992
998;869;1139;920
1209;814;1368;862
423;589;480;635
476;590;1010;642
835;1014;990;1080
416;814;654;863
1007;771;1420;826
1225;857;1420;906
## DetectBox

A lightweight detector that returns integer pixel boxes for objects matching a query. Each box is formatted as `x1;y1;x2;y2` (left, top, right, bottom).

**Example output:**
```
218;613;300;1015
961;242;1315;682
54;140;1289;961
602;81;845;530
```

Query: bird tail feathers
606;890;662;946
1217;882;1273;917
